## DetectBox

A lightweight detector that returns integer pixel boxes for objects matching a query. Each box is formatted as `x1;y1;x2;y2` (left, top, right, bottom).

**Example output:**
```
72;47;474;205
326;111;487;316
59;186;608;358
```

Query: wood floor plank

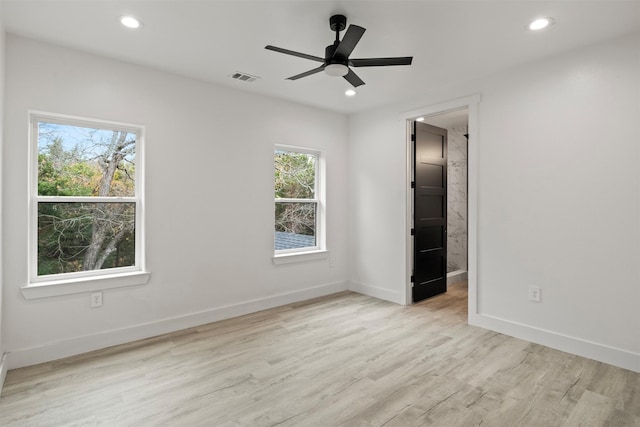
1;282;639;426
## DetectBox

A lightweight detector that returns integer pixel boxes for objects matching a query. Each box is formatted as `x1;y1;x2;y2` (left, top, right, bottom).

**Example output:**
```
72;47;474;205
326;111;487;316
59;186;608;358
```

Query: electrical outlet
528;286;541;302
329;257;336;268
90;292;103;308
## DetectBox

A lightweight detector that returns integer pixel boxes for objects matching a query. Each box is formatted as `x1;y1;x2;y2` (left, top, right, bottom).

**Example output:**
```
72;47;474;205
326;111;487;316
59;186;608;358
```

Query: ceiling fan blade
286;65;326;80
343;68;365;87
334;25;366;58
265;45;324;63
351;57;413;67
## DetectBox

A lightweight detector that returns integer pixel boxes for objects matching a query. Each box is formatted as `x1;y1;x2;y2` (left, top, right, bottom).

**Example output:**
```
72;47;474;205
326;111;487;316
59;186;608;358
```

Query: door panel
416;227;444;249
416;195;444;219
416;253;445;282
418;163;444;188
413;122;447;302
418;135;445;158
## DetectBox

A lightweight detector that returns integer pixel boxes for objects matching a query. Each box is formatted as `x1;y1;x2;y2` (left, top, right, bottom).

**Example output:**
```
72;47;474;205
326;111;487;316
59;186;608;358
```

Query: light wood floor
1;282;639;426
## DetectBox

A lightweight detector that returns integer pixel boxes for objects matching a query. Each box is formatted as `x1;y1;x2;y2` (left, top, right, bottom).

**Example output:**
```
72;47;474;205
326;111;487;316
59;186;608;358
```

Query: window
274;146;325;257
27;112;147;293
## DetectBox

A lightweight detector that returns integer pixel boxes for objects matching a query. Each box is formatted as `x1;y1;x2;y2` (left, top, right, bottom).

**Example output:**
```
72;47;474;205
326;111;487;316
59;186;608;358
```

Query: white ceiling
2;1;639;114
423;108;469;129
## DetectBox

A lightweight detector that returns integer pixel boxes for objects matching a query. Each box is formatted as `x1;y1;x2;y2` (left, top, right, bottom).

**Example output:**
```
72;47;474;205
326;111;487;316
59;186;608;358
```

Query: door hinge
411;275;415;283
411;134;416;142
410;228;415;236
411;181;415;189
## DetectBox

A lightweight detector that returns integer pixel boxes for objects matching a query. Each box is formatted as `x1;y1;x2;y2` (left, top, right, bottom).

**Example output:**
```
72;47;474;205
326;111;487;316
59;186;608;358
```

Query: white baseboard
469;312;640;373
348;280;403;304
0;353;8;395
7;281;349;370
447;270;467;285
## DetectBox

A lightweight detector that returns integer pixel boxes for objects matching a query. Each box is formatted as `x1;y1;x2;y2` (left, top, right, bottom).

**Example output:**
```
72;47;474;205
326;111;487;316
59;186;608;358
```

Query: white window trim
273;145;327;264
22;111;150;299
21;271;151;300
272;250;329;265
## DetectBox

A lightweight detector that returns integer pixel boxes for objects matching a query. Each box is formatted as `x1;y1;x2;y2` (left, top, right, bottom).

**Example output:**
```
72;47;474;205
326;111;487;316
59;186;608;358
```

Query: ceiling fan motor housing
325;44;347;65
324;43;349;76
329;14;347;32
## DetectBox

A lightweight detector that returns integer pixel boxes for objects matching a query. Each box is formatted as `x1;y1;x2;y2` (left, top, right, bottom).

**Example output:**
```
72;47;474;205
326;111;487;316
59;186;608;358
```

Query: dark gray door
413;122;447;302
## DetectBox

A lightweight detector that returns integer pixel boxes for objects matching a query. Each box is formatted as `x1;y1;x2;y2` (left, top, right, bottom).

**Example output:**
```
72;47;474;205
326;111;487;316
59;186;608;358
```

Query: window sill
273;250;329;265
21;271;151;300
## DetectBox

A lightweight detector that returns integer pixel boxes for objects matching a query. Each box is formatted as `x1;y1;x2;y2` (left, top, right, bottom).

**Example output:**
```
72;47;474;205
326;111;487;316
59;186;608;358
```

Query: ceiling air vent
229;72;259;83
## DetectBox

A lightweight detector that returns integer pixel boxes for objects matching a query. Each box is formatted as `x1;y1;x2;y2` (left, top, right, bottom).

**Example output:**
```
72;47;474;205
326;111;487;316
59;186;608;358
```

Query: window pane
274;150;316;199
38;202;136;275
275;202;316;250
37;121;136;197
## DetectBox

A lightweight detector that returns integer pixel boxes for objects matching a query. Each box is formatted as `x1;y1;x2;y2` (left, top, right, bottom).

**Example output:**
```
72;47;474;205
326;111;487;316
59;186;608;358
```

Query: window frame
23;111;149;299
273;145;327;262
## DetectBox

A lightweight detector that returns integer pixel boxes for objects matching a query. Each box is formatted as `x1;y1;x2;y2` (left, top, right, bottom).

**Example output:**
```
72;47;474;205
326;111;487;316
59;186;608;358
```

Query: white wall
347;107;409;304
348;32;640;371
3;35;349;368
0;2;7;387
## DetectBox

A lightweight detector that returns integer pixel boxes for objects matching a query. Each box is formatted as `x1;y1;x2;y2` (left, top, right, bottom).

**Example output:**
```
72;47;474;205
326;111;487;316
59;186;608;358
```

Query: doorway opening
402;94;480;320
422;110;469;290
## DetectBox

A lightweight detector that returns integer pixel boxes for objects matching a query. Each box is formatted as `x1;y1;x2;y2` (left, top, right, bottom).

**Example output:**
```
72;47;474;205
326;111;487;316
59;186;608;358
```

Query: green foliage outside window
274;151;317;239
36;120;137;276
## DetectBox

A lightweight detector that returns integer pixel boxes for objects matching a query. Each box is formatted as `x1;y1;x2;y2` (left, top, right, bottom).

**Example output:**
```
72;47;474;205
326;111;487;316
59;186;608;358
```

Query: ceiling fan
265;14;413;88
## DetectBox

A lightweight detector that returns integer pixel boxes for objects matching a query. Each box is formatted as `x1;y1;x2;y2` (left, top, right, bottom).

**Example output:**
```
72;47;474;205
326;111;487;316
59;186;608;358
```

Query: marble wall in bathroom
446;126;467;273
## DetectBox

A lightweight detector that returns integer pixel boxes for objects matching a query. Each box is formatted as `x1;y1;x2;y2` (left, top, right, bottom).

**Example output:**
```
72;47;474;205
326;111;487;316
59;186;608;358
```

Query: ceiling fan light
325;64;349;77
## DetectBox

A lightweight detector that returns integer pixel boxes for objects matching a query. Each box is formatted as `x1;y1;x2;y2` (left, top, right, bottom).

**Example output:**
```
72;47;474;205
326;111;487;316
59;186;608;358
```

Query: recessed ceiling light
120;16;142;29
528;17;553;31
345;89;356;97
416;117;425;122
